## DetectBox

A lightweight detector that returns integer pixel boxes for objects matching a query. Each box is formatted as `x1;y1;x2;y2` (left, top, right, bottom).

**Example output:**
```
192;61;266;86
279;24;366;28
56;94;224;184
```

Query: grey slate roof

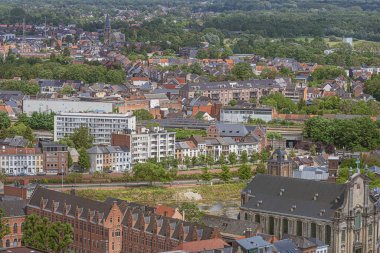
274;239;301;253
0;199;27;217
201;214;260;237
216;123;249;137
241;174;347;221
28;186;113;220
235;236;273;250
369;166;380;175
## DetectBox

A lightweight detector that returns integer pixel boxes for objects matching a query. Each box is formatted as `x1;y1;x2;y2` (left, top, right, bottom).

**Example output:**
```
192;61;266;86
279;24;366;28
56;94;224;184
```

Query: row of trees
0;60;125;84
261;92;380;116
18;112;55;131
304;116;380;151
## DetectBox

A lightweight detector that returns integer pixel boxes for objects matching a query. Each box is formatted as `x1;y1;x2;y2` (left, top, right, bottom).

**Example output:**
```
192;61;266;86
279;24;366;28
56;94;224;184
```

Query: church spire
104;14;111;46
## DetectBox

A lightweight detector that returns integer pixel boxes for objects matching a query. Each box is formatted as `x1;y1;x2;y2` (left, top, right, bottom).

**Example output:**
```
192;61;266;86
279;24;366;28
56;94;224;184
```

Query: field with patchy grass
77;182;246;206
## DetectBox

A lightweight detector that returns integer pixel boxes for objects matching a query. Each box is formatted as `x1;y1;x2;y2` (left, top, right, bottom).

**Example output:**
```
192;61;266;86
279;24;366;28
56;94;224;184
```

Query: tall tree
70;126;94;149
179;203;204;223
238;163;253;180
132;162;169;185
48;222;73;253
0;112;11;130
219;165;232;182
240;150;249;164
228;152;237;165
78;148;91;171
133;109;154;121
0;209;10;247
231;62;255;80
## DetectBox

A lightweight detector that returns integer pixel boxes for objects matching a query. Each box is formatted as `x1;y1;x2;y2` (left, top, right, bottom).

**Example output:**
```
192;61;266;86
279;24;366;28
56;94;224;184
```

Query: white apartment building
54;112;136;145
23;99;114;116
0;147;43;175
87;146;131;173
111;127;176;164
220;106;273;123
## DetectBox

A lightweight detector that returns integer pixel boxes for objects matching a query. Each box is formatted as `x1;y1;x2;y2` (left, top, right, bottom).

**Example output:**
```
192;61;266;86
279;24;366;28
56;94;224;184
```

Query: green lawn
76;182;246;206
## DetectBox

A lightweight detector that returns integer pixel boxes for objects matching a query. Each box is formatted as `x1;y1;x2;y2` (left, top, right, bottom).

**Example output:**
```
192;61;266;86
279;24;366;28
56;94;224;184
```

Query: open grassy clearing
76;182;246;206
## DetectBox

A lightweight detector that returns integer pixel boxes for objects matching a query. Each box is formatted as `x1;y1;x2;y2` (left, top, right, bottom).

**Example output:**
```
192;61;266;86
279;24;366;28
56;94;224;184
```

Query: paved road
7;166;241;181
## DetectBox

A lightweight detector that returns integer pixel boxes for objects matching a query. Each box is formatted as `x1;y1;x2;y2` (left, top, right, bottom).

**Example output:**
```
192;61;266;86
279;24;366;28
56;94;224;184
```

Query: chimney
245;228;254;238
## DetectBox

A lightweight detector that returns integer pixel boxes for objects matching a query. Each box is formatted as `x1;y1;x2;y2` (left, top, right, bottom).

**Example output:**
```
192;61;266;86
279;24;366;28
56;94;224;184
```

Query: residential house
232;236;276;253
87;146;131;173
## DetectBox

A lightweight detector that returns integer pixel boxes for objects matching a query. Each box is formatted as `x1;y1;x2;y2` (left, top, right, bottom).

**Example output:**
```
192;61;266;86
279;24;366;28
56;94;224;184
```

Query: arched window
255;214;261;224
354;212;361;230
325;225;332;245
13;239;17;247
296;221;303;236
5;239;10;248
13;223;18;234
282;219;288;234
269;216;275;235
311;223;317;238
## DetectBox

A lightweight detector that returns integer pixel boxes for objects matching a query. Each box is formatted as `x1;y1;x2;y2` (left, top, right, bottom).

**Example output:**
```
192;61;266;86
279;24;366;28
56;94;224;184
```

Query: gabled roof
215;123;249;137
241;174;347;221
28;187;114;220
0;199;27;217
175;238;228;252
201;214;259;237
274;239;301;253
235;236;272;250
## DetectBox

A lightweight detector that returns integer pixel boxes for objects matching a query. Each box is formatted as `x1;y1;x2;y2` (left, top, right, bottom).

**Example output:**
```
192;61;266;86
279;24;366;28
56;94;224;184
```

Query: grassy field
76;182;246;206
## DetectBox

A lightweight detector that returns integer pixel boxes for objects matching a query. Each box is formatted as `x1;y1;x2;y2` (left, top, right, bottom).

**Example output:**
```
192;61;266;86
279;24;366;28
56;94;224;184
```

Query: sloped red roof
175;238;228;252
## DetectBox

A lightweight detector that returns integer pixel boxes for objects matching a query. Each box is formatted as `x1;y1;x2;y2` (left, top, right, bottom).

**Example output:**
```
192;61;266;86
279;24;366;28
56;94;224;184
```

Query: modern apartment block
220;106;273;123
0;147;43;176
54;112;136;145
23;99;114;116
111;127;176;164
87;146;131;173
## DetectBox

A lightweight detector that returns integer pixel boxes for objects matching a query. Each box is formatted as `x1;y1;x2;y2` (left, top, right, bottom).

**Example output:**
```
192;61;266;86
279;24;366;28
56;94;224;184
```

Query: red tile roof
175;238;229;252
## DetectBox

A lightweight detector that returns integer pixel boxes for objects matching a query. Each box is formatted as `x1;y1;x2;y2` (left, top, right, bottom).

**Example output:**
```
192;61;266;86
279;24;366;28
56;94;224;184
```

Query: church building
240;173;379;253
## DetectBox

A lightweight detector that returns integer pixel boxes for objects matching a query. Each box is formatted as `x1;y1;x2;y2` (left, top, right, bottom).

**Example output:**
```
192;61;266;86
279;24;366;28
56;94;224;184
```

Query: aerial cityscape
0;0;380;252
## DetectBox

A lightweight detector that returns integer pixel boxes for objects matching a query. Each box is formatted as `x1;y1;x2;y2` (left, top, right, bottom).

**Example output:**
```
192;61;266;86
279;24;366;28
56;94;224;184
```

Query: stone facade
240;173;379;253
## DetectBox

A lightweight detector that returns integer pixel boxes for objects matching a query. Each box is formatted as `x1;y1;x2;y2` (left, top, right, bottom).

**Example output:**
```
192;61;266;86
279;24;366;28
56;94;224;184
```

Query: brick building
27;187;222;253
39;142;69;174
28;187;124;253
0;198;27;248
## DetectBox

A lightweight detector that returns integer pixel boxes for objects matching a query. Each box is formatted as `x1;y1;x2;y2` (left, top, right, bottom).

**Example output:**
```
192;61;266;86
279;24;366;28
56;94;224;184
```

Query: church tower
267;148;292;177
104;14;111;46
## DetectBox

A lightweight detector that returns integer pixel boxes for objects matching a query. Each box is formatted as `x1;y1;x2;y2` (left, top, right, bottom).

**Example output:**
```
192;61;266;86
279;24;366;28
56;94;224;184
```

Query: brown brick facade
27;187;221;253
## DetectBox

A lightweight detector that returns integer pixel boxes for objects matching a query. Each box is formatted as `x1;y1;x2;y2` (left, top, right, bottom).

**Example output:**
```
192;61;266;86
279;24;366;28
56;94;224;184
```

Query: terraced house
27;187;222;253
179;78;291;105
